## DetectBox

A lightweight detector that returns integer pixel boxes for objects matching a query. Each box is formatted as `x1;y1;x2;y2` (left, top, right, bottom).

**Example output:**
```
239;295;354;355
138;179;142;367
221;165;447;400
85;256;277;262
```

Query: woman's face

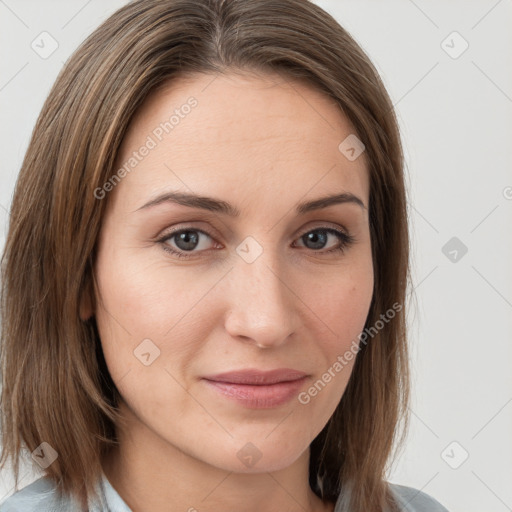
91;71;373;473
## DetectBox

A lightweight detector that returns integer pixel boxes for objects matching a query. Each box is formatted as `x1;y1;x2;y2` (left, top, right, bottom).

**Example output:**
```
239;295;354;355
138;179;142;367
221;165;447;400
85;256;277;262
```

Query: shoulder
0;474;107;512
388;482;450;512
0;476;71;512
0;473;125;512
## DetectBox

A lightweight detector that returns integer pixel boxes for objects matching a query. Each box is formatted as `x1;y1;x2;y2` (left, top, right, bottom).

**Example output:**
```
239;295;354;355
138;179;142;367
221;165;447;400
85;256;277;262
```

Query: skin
82;71;374;512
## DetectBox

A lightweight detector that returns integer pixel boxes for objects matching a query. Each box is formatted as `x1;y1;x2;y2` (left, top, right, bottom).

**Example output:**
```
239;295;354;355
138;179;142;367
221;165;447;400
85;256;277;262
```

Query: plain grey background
1;1;511;511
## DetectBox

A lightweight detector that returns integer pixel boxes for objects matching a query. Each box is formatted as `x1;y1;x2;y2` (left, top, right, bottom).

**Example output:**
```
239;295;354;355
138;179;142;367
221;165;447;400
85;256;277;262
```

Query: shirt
0;471;450;512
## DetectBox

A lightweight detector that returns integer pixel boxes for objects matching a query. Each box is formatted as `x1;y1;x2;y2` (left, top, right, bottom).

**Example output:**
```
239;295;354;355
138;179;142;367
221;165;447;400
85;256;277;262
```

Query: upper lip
203;368;308;385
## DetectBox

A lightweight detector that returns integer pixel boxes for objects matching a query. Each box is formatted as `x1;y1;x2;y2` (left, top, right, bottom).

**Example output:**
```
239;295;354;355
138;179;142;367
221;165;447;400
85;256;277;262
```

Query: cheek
93;254;202;424
94;246;209;334
296;268;372;419
305;261;374;350
93;248;222;386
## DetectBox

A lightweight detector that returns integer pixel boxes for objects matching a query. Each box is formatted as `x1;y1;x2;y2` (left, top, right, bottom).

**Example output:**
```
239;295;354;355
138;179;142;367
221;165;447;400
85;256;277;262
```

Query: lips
201;368;309;409
202;368;308;385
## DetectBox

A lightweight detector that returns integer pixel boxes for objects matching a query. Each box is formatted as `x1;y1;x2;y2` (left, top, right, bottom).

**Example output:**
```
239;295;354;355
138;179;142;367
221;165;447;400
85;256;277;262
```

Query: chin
204;437;308;474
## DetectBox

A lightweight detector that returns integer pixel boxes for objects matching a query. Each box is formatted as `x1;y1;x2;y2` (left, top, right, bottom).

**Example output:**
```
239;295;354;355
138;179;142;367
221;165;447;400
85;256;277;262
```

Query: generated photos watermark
298;301;403;404
94;96;198;200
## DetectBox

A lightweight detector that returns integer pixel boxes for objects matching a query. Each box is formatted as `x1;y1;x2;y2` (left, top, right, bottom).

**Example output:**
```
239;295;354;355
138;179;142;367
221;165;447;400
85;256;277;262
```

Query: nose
223;252;298;349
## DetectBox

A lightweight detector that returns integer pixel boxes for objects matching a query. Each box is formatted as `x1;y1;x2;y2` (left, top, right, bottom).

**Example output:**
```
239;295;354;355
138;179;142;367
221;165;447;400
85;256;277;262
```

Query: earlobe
79;276;96;321
79;297;93;321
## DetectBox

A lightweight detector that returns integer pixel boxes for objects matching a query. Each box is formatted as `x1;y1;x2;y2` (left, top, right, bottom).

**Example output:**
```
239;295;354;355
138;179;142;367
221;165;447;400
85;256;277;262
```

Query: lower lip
202;377;308;409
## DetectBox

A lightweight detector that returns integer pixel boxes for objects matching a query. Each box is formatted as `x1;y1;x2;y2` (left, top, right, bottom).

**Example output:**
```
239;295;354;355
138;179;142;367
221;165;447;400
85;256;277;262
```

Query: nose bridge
223;238;296;346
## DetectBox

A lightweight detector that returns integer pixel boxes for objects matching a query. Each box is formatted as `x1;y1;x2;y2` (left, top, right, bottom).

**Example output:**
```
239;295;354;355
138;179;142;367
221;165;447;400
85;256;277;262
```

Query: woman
0;0;449;511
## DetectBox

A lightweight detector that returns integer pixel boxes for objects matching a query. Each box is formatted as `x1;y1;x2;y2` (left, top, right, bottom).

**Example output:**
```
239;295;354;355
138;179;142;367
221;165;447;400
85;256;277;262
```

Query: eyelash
156;225;356;260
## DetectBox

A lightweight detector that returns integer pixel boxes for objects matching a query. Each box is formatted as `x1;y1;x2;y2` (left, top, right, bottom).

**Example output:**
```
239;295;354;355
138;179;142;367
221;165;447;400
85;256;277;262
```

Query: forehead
111;71;369;212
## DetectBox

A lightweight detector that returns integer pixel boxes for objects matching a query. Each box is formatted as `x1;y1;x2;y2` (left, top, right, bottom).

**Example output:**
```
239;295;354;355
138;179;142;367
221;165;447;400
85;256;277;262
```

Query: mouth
201;368;309;409
203;368;308;385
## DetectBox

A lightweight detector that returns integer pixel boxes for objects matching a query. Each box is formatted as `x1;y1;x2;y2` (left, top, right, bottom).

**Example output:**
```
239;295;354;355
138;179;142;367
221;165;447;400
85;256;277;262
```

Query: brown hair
0;0;411;510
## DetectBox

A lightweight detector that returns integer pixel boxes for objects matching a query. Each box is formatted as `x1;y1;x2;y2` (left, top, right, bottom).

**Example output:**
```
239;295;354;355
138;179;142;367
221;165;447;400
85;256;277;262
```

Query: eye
294;227;356;255
158;228;216;258
157;226;356;259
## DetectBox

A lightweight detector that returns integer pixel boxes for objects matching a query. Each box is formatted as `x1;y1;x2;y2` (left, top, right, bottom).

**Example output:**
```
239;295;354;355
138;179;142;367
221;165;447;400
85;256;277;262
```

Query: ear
79;272;96;321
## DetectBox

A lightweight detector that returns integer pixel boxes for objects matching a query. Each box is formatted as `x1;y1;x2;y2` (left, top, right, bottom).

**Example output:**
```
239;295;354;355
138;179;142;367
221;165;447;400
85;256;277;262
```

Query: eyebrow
134;191;367;215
